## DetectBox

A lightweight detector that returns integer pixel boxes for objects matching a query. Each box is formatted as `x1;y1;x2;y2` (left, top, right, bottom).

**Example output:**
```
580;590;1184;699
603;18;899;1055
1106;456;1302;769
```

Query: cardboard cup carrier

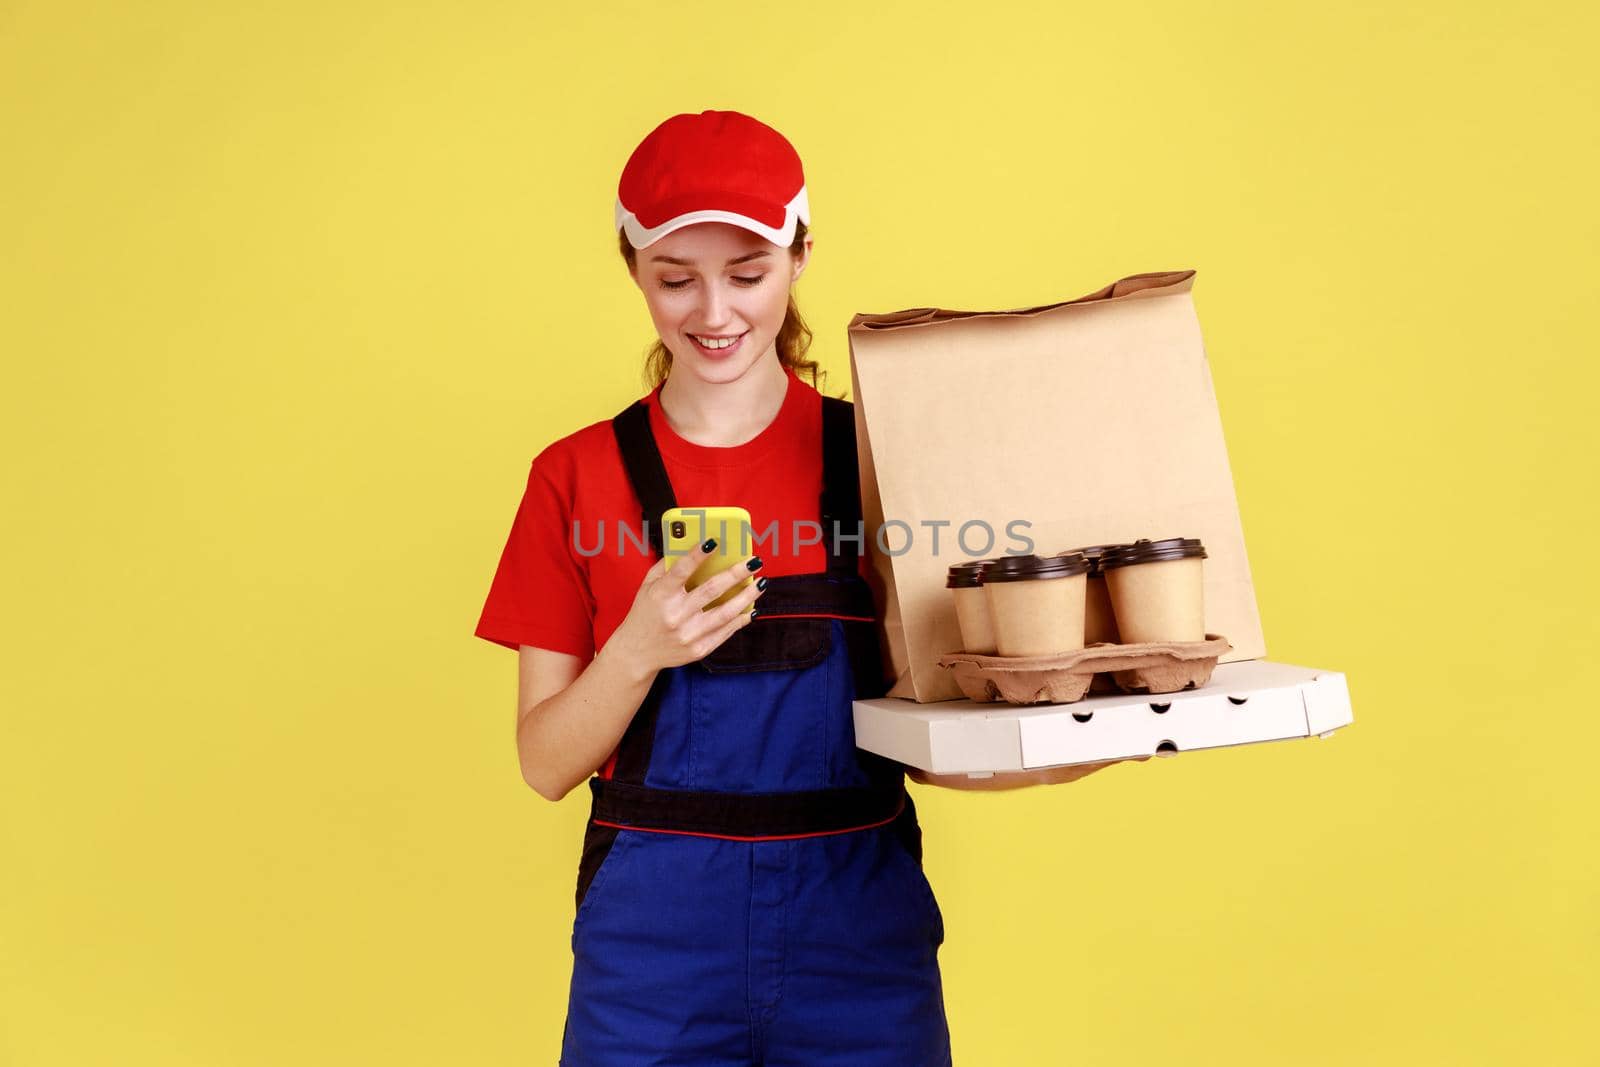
940;537;1226;704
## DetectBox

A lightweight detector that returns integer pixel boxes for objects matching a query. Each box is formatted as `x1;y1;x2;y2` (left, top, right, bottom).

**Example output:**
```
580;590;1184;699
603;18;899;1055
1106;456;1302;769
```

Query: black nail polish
756;576;768;591
746;556;763;572
702;538;717;552
749;608;759;619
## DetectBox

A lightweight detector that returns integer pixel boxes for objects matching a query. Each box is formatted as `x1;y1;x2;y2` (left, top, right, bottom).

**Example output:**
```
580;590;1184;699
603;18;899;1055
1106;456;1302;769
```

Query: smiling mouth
689;331;748;352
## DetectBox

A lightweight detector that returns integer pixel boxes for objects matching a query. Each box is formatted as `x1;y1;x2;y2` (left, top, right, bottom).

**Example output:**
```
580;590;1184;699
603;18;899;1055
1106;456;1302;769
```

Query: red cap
615;110;810;250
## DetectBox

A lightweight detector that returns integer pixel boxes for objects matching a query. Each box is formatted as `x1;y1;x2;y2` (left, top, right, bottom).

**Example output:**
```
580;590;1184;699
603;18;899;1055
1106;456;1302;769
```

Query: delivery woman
473;109;953;1065
475;109;1126;1065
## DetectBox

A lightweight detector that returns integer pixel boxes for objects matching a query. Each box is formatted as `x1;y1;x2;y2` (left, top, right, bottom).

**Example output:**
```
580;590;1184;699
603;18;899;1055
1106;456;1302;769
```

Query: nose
696;280;734;330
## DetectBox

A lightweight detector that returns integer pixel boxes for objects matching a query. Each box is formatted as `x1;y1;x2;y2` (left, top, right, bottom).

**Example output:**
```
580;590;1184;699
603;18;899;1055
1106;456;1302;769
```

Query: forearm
518;640;658;801
907;761;1129;791
907;767;1061;791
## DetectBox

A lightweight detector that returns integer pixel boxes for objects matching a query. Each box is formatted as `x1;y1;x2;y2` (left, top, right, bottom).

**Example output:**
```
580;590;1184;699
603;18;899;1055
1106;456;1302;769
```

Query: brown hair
619;220;826;393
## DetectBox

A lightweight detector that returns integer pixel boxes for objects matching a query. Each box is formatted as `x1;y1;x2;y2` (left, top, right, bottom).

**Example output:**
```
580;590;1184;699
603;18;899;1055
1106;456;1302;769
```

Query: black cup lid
982;552;1090;582
945;560;993;588
1060;543;1130;577
1099;537;1207;569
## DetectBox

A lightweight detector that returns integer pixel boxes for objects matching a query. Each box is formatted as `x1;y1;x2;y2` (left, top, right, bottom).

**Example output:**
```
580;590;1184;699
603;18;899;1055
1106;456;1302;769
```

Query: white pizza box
853;660;1352;777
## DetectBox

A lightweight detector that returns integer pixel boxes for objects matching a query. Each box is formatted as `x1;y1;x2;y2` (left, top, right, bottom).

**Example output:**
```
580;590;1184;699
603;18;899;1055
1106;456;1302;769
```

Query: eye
656;274;768;292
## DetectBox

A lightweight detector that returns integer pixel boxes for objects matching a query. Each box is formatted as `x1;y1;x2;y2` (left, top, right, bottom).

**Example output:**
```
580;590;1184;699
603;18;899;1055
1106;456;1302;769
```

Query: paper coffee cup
1060;545;1125;645
946;560;998;654
982;553;1090;657
1100;538;1207;643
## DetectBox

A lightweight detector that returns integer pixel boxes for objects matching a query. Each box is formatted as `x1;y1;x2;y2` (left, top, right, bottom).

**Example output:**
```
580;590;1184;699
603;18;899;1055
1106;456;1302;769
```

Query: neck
658;355;791;447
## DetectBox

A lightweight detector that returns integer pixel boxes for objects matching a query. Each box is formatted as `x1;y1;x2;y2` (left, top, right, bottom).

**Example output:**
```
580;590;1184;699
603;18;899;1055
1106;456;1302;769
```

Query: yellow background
3;1;1595;1063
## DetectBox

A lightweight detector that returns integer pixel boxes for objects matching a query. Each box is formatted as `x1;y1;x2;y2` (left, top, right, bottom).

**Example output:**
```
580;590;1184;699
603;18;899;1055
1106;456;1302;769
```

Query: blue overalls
559;395;951;1066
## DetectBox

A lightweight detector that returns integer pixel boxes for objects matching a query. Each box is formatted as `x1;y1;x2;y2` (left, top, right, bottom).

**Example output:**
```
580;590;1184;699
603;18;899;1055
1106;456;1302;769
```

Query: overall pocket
684;617;835;791
573;823;634;928
885;823;946;948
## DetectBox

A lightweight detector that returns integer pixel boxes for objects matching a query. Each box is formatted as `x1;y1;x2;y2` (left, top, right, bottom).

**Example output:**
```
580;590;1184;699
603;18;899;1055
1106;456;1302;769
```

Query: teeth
693;333;741;350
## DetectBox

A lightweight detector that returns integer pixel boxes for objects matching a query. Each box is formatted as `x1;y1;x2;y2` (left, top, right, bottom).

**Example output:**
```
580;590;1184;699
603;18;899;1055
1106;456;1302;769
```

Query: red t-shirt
474;367;869;658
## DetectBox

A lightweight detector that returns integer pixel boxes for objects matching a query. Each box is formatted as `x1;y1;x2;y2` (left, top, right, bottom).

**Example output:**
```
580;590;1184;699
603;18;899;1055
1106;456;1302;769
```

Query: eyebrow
648;250;774;266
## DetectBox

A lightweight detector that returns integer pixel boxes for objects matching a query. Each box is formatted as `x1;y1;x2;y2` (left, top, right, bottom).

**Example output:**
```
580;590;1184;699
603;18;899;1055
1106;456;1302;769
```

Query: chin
676;343;770;384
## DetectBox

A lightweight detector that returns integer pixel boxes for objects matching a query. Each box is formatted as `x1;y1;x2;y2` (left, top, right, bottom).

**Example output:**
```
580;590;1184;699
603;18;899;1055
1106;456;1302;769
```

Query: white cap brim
615;186;810;250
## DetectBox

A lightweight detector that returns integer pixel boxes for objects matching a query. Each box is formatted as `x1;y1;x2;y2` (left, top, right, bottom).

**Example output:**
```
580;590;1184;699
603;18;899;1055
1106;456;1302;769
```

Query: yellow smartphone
661;506;756;613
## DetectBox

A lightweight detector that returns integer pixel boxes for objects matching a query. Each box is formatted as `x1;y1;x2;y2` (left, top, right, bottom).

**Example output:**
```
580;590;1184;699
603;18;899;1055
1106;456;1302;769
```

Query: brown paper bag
847;269;1265;703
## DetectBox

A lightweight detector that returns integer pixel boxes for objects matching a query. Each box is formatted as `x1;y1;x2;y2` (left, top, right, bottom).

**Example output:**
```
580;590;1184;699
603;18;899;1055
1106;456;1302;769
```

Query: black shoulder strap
611;400;676;558
819;395;865;577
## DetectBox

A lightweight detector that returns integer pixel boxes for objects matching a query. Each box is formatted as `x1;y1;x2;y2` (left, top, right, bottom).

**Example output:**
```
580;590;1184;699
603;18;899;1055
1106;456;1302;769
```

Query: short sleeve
473;448;596;658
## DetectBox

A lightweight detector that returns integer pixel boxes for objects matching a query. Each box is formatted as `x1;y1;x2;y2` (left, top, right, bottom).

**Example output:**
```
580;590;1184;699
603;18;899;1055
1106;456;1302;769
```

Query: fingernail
756;576;768;591
746;556;763;572
702;538;717;552
749;608;759;619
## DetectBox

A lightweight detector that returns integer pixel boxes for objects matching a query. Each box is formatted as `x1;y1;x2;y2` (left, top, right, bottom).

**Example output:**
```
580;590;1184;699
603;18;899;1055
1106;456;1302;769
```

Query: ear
792;234;813;281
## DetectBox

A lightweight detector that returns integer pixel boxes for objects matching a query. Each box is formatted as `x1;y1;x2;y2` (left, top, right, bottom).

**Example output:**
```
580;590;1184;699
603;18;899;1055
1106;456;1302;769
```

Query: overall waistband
588;776;907;842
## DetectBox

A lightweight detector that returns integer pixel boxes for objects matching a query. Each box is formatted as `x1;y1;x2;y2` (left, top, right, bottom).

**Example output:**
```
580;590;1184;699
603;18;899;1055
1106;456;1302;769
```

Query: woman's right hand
607;537;767;675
